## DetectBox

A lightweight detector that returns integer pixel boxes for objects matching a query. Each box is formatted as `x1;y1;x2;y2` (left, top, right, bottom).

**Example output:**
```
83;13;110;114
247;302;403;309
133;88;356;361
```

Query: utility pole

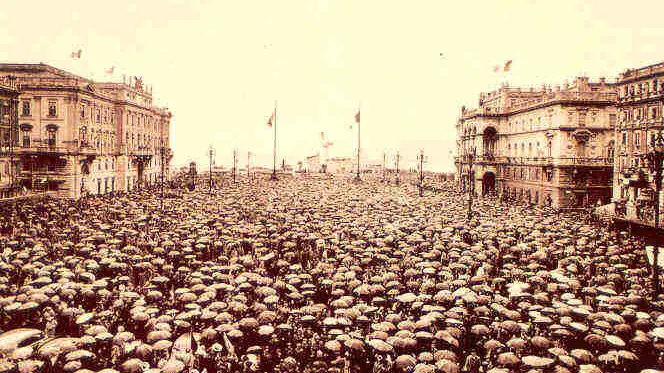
395;152;401;186
233;149;237;183
382;152;387;183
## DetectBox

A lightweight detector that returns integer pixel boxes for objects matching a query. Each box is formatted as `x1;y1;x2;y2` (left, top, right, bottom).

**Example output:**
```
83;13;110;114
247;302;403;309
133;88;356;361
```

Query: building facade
0;76;19;198
455;77;617;209
0;63;172;199
613;62;664;229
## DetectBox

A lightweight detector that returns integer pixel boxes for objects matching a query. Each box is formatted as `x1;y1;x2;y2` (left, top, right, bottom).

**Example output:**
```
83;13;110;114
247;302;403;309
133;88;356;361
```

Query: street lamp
208;145;215;195
160;146;165;211
643;131;664;299
466;146;477;222
395;152;401;186
417;150;427;197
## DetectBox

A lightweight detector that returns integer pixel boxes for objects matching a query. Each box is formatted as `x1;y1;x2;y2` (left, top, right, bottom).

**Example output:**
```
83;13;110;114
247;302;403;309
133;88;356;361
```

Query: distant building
456;77;617;208
305;154;320;172
613;62;664;228
0;63;172;198
0;76;19;198
327;157;353;174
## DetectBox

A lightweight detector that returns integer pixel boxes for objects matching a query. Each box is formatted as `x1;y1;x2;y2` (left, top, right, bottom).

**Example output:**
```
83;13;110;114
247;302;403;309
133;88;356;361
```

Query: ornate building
613;62;664;228
0;63;172;199
0;76;19;198
455;77;617;209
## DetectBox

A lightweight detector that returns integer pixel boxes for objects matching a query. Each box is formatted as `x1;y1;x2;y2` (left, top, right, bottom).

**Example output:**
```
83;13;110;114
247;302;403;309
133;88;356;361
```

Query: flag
267;112;274;127
321;132;325;140
71;49;82;59
350;110;360;129
323;141;334;149
105;66;114;74
493;60;512;73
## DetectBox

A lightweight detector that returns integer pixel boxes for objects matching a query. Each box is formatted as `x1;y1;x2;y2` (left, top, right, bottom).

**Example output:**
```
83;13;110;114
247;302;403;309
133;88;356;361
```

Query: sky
1;0;663;171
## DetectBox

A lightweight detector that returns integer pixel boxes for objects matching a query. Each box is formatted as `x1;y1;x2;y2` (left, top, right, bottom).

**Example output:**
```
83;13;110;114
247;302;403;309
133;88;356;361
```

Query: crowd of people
0;174;663;373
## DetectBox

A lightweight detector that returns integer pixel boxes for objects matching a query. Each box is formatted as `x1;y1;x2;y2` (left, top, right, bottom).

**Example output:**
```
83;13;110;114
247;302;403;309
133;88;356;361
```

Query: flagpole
271;100;278;180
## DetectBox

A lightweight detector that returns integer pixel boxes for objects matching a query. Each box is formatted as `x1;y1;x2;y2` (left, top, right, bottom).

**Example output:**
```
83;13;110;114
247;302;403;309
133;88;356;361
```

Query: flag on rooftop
71;49;82;59
267;112;274;128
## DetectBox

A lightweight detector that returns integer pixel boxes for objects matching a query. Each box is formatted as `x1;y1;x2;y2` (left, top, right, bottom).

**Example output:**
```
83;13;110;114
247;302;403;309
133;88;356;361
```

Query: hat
211;343;223;352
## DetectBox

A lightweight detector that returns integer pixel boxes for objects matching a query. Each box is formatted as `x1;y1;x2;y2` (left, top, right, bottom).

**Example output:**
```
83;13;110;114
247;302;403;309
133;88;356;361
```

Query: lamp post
467;146;476;222
160;146;165;211
395;152;401;186
208;145;214;195
644;131;664;299
383;152;386;183
233;149;237;184
417;150;427;197
248;152;252;179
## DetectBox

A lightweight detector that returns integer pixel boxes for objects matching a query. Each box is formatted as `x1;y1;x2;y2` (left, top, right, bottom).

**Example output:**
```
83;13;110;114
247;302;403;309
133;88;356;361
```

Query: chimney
556;85;561;92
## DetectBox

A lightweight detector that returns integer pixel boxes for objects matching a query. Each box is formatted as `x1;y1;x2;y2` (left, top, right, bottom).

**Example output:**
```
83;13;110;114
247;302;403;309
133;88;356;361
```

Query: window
47;130;56;147
578;112;586;127
621;132;627;145
96;109;100;123
79;126;88;146
22;130;30;148
635;132;641;147
80;105;86;119
48;101;57;117
652;107;658;119
22;101;31;116
609;114;616;127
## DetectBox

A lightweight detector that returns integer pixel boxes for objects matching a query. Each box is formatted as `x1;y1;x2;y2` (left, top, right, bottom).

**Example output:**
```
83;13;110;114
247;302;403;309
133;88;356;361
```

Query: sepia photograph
2;0;664;372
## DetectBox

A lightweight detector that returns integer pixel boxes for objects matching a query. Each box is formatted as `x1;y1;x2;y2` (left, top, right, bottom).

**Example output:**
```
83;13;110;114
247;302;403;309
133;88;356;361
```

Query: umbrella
325;340;342;354
521;356;555;369
496;352;520;367
161;359;185;373
395;355;417;371
367;339;393;353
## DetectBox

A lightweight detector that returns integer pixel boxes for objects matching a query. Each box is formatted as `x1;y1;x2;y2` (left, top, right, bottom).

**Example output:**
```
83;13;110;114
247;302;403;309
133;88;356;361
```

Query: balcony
554;157;613;167
17;145;69;156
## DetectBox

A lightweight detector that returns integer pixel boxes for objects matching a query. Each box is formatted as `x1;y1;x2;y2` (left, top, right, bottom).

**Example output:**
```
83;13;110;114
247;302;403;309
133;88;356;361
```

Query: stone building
0;76;19;198
0;63;172;199
613;62;664;229
455;77;617;209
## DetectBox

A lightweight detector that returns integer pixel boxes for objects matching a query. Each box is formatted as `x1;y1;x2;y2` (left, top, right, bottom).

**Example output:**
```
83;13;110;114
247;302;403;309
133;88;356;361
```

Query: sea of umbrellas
1;174;664;373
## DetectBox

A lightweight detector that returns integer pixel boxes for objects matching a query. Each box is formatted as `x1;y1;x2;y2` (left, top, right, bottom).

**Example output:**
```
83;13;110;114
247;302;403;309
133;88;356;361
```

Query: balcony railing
555;157;613;167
